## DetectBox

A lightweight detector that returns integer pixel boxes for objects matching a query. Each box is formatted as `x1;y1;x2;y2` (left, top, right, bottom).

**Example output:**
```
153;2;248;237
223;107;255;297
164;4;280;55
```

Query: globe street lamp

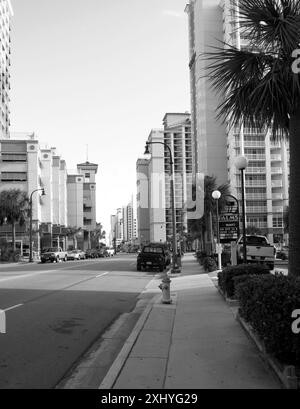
29;188;46;263
212;190;222;270
144;141;180;304
235;155;248;263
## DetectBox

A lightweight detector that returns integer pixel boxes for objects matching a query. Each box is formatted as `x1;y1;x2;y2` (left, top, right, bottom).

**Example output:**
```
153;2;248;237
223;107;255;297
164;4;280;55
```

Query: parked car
85;249;98;259
106;248;115;257
137;243;170;272
41;247;68;263
67;249;86;260
276;246;289;260
97;248;106;258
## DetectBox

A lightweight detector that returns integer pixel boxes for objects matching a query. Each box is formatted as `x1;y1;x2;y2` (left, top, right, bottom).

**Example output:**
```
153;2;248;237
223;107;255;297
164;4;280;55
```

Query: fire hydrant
159;276;172;304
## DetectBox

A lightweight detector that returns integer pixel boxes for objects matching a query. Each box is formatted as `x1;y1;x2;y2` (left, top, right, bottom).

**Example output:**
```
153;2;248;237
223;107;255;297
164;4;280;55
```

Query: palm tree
204;0;300;275
0;189;29;251
189;175;231;253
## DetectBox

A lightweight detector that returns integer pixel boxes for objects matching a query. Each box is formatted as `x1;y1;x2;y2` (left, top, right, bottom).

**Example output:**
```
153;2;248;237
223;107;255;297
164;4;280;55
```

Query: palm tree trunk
288;108;300;276
12;221;16;252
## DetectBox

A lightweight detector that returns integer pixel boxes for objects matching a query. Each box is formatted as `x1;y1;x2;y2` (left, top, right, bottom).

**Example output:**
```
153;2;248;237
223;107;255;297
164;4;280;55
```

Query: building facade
163;113;192;240
185;0;228;186
0;134;69;254
186;0;290;244
0;134;99;254
0;0;13;140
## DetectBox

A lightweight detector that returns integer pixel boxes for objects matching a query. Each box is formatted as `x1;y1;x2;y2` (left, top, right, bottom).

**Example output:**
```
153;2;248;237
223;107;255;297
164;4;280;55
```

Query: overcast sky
10;0;190;233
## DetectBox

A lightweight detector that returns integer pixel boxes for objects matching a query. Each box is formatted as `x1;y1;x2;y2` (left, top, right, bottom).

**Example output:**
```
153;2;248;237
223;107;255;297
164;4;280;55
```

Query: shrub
218;263;270;298
0;247;20;262
196;250;207;265
203;256;217;272
235;274;300;366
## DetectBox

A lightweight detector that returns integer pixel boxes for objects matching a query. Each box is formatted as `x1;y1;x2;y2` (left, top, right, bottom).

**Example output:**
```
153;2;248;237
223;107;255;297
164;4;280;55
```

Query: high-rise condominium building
185;0;228;185
163;113;192;239
136;113;193;246
186;0;289;244
0;0;13;139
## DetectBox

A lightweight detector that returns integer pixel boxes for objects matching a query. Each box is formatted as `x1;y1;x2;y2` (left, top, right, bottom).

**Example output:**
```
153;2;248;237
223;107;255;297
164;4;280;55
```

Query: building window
1;153;27;162
1;172;27;181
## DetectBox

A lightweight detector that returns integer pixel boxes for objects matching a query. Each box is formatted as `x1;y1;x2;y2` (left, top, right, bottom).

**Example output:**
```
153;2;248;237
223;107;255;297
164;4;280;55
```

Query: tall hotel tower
186;0;289;244
0;0;13;139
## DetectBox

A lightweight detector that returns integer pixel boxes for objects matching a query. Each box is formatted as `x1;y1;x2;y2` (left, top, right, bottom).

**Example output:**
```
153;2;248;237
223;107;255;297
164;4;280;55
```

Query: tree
188;175;231;253
204;0;300;275
0;189;29;251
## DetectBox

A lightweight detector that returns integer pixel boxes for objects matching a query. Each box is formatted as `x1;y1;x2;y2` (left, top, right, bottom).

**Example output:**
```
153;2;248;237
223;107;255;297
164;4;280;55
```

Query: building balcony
271;155;282;161
273;206;284;213
272;193;283;199
272;181;283;188
246;206;268;213
246;193;267;200
271;167;283;174
246;154;266;160
245;167;266;174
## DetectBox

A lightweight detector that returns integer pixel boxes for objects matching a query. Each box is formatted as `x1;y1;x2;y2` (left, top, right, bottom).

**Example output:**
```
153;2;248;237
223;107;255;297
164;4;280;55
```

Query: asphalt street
0;254;154;389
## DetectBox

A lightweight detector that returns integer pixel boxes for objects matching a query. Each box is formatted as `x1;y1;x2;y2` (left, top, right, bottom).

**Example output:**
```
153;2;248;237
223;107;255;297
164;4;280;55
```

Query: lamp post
144;141;180;304
235;155;248;263
212;190;222;270
29;188;45;263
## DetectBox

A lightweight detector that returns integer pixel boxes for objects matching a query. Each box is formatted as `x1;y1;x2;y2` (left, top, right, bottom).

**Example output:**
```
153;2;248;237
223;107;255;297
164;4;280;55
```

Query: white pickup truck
236;235;276;270
41;247;68;263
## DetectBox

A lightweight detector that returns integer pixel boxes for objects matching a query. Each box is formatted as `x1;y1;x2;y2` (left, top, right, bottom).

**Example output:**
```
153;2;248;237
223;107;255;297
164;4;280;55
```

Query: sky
9;0;191;234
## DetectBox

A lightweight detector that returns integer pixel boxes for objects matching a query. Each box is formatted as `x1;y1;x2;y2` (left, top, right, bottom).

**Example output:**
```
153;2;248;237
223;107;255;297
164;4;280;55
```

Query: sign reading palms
204;0;300;276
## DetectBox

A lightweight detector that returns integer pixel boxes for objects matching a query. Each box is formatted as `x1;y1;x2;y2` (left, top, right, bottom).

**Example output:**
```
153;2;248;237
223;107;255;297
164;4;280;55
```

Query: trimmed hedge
196;250;207;265
203;256;217;272
218;263;270;298
235;274;300;366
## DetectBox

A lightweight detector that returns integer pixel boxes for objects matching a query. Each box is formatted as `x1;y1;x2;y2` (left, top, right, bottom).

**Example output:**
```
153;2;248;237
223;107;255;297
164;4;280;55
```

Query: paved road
0;254;155;389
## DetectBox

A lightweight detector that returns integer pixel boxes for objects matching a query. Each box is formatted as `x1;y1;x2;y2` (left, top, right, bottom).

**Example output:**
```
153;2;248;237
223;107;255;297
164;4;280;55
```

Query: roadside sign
219;213;239;243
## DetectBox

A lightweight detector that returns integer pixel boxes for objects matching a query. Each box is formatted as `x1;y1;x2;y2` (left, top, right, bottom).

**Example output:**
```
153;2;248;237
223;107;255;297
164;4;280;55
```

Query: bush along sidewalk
218;264;270;299
195;251;217;273
235;274;300;389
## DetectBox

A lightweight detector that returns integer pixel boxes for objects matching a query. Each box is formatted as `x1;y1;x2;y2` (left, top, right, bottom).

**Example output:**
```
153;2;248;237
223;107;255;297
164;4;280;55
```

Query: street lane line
4;304;23;312
96;273;109;278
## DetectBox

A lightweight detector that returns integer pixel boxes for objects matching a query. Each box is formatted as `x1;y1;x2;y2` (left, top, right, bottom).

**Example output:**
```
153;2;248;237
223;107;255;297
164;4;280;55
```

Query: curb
98;294;161;389
237;313;299;389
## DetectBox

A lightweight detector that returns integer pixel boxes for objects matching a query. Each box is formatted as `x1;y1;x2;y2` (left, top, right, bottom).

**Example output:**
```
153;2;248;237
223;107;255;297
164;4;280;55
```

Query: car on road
276;246;289;260
137;243;170;272
67;249;86;261
106;248;115;257
41;247;68;263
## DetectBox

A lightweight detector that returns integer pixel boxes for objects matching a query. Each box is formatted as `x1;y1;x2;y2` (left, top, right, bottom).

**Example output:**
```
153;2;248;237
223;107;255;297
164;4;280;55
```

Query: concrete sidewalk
100;253;281;389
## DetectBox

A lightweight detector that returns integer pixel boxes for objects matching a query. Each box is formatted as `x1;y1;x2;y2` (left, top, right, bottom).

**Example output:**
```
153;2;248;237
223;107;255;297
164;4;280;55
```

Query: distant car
106;248;115;257
85;249;98;259
276;247;289;260
67;249;86;260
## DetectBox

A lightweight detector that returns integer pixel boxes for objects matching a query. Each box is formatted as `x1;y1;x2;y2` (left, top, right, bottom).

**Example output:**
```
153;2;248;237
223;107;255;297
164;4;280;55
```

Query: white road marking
0;261;103;284
96;273;109;278
4;304;23;312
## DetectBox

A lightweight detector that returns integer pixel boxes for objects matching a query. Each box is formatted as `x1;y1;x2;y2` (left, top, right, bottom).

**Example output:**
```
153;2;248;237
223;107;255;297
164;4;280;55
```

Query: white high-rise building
186;0;289;244
0;0;13;139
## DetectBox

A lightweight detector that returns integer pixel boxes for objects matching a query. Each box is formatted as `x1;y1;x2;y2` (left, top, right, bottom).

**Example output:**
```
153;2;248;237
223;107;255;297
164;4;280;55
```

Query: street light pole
144;141;180;304
212;190;222;270
235;156;248;264
29;188;45;263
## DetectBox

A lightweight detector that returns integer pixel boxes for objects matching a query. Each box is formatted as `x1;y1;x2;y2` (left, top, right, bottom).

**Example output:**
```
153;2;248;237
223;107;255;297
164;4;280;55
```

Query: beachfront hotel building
185;0;289;244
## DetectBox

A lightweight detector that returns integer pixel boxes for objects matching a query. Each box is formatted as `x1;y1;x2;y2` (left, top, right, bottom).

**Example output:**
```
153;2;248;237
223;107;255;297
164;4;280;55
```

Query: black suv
137;243;171;272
